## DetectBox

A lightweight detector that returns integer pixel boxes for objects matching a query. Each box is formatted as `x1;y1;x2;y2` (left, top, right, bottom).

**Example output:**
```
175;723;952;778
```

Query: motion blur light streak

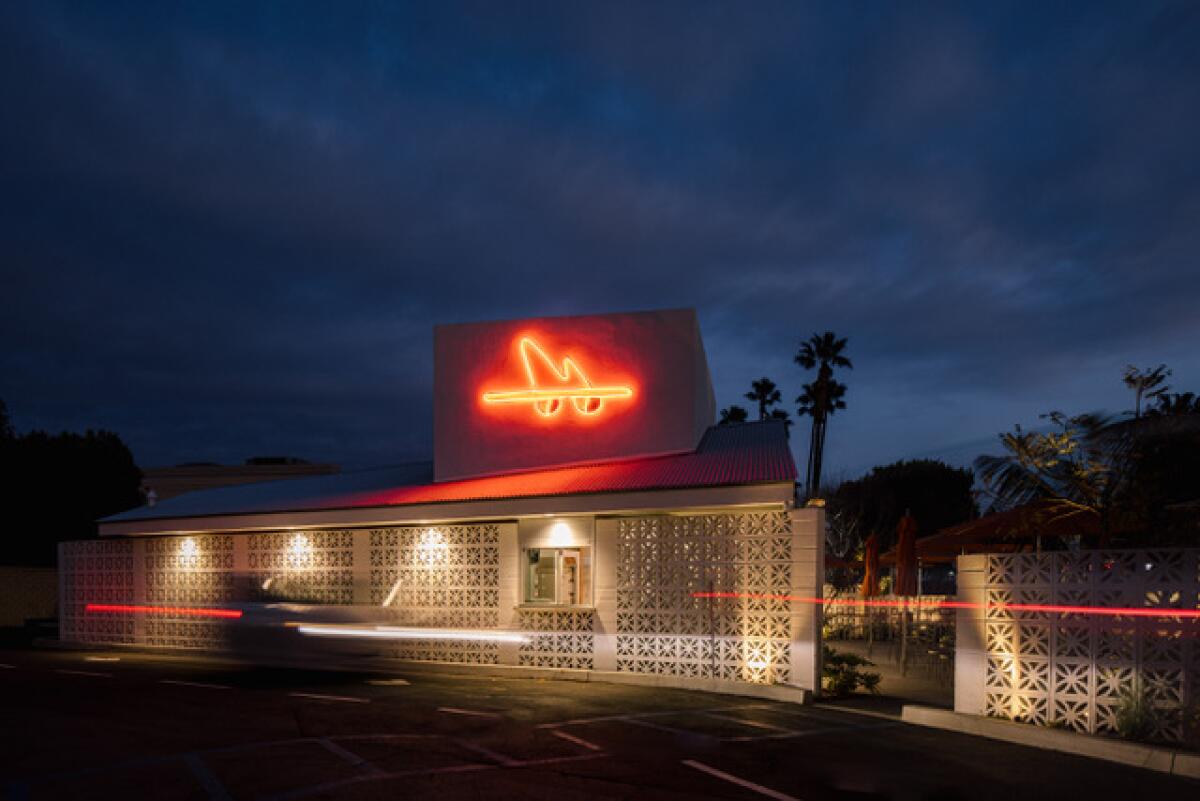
84;603;243;619
296;624;530;643
690;591;1200;618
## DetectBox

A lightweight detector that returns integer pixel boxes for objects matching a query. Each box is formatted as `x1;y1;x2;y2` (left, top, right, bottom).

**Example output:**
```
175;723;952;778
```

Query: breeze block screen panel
958;549;1200;745
614;512;794;685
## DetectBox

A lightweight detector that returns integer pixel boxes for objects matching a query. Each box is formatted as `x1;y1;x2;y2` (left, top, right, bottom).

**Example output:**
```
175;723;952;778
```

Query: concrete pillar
789;506;824;694
497;522;521;665
954;554;987;715
593;517;620;672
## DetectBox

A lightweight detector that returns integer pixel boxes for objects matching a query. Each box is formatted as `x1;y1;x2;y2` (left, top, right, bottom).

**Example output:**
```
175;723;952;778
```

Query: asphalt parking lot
0;646;1195;800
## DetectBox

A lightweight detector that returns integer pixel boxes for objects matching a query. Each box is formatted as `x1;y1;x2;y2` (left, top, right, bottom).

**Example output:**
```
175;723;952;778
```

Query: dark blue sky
3;2;1199;479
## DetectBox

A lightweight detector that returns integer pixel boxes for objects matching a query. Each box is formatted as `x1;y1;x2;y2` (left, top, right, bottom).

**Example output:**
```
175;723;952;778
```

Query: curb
902;705;1200;780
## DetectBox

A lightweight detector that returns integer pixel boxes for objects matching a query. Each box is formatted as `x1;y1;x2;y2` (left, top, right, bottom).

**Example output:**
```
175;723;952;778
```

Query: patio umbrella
860;532;881;657
894;512;919;675
894;513;919;597
860;533;880;598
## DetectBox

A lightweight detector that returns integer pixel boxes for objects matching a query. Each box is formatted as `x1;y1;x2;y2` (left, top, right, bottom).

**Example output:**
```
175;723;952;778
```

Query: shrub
1113;681;1158;742
822;645;882;696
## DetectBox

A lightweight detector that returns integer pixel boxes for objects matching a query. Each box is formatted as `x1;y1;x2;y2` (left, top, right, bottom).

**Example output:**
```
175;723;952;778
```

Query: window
524;547;591;605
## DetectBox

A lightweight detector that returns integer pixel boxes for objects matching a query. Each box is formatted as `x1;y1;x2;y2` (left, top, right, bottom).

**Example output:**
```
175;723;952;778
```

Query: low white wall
954;549;1200;745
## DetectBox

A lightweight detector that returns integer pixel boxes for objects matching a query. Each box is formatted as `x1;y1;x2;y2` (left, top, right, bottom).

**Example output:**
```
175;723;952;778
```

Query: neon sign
481;336;633;417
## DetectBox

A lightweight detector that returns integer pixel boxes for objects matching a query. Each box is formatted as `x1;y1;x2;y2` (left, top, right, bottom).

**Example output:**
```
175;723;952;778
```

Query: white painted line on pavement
55;669;111;678
317;738;385;777
0;663;15;669
289;691;369;704
625;717;711;737
437;706;500;718
550;729;602;751
455;738;519;767
160;679;232;690
184;753;235;801
682;760;802;801
536;704;764;728
366;678;410;686
704;712;791;731
84;656;121;662
722;721;899;743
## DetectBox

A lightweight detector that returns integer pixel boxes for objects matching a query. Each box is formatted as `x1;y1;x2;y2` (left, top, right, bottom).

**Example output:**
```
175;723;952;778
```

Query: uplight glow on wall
481;336;633;418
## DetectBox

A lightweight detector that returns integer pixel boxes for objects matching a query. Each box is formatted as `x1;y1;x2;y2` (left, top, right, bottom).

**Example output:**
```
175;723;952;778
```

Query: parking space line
438;706;500;718
183;753;235;801
550;729;603;751
703;712;791;732
289;691;369;704
55;669;111;678
682;760;802;801
517;752;609;767
317;738;385;777
84;656;121;662
536;704;765;728
723;721;900;743
625;717;715;738
455;738;520;766
160;679;231;690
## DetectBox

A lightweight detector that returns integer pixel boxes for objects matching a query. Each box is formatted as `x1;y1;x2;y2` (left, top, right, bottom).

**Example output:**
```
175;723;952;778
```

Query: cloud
2;1;1199;474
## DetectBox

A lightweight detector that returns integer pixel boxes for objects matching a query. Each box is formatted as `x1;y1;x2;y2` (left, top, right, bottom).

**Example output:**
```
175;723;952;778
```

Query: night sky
3;2;1199;480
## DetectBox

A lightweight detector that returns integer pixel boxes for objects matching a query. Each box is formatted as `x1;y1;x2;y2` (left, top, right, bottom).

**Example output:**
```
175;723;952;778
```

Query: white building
61;309;823;697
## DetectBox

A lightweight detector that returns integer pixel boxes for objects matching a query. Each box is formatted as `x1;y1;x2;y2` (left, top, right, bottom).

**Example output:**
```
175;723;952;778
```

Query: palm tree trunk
811;417;827;497
806;417;820;498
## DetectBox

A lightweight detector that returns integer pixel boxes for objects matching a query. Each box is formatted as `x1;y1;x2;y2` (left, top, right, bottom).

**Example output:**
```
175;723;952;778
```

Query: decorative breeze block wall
59;539;136;645
143;535;235;649
518;608;595;670
248;530;355;604
615;512;793;685
957;550;1200;744
368;524;503;665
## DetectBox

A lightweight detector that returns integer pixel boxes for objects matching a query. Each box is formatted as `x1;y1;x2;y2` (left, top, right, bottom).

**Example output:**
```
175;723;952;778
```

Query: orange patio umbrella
894;513;919;597
861;533;880;598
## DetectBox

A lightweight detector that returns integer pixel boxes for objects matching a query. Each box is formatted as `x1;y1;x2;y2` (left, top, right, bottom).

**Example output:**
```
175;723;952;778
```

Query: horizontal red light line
84;603;243;620
689;592;1200;619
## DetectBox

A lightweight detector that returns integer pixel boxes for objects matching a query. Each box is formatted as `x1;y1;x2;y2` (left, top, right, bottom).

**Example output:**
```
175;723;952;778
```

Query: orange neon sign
481;336;634;417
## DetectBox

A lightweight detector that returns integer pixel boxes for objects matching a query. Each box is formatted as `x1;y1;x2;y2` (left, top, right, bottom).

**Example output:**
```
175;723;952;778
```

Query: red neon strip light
84;603;243;620
690;592;1200;619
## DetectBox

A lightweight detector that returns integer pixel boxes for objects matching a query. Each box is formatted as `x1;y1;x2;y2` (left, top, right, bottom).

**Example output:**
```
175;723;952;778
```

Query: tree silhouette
745;377;783;420
718;405;749;425
1148;391;1200;417
795;331;852;498
1123;364;1171;419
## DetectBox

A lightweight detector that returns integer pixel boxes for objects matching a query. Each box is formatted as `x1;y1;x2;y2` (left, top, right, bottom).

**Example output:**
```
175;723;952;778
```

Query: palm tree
718;405;749;425
795;331;852;498
1123;364;1171;418
745;377;783;420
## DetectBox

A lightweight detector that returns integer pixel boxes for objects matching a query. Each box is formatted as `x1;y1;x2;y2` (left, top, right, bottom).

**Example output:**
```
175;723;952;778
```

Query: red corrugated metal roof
362;420;797;507
105;420;796;523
